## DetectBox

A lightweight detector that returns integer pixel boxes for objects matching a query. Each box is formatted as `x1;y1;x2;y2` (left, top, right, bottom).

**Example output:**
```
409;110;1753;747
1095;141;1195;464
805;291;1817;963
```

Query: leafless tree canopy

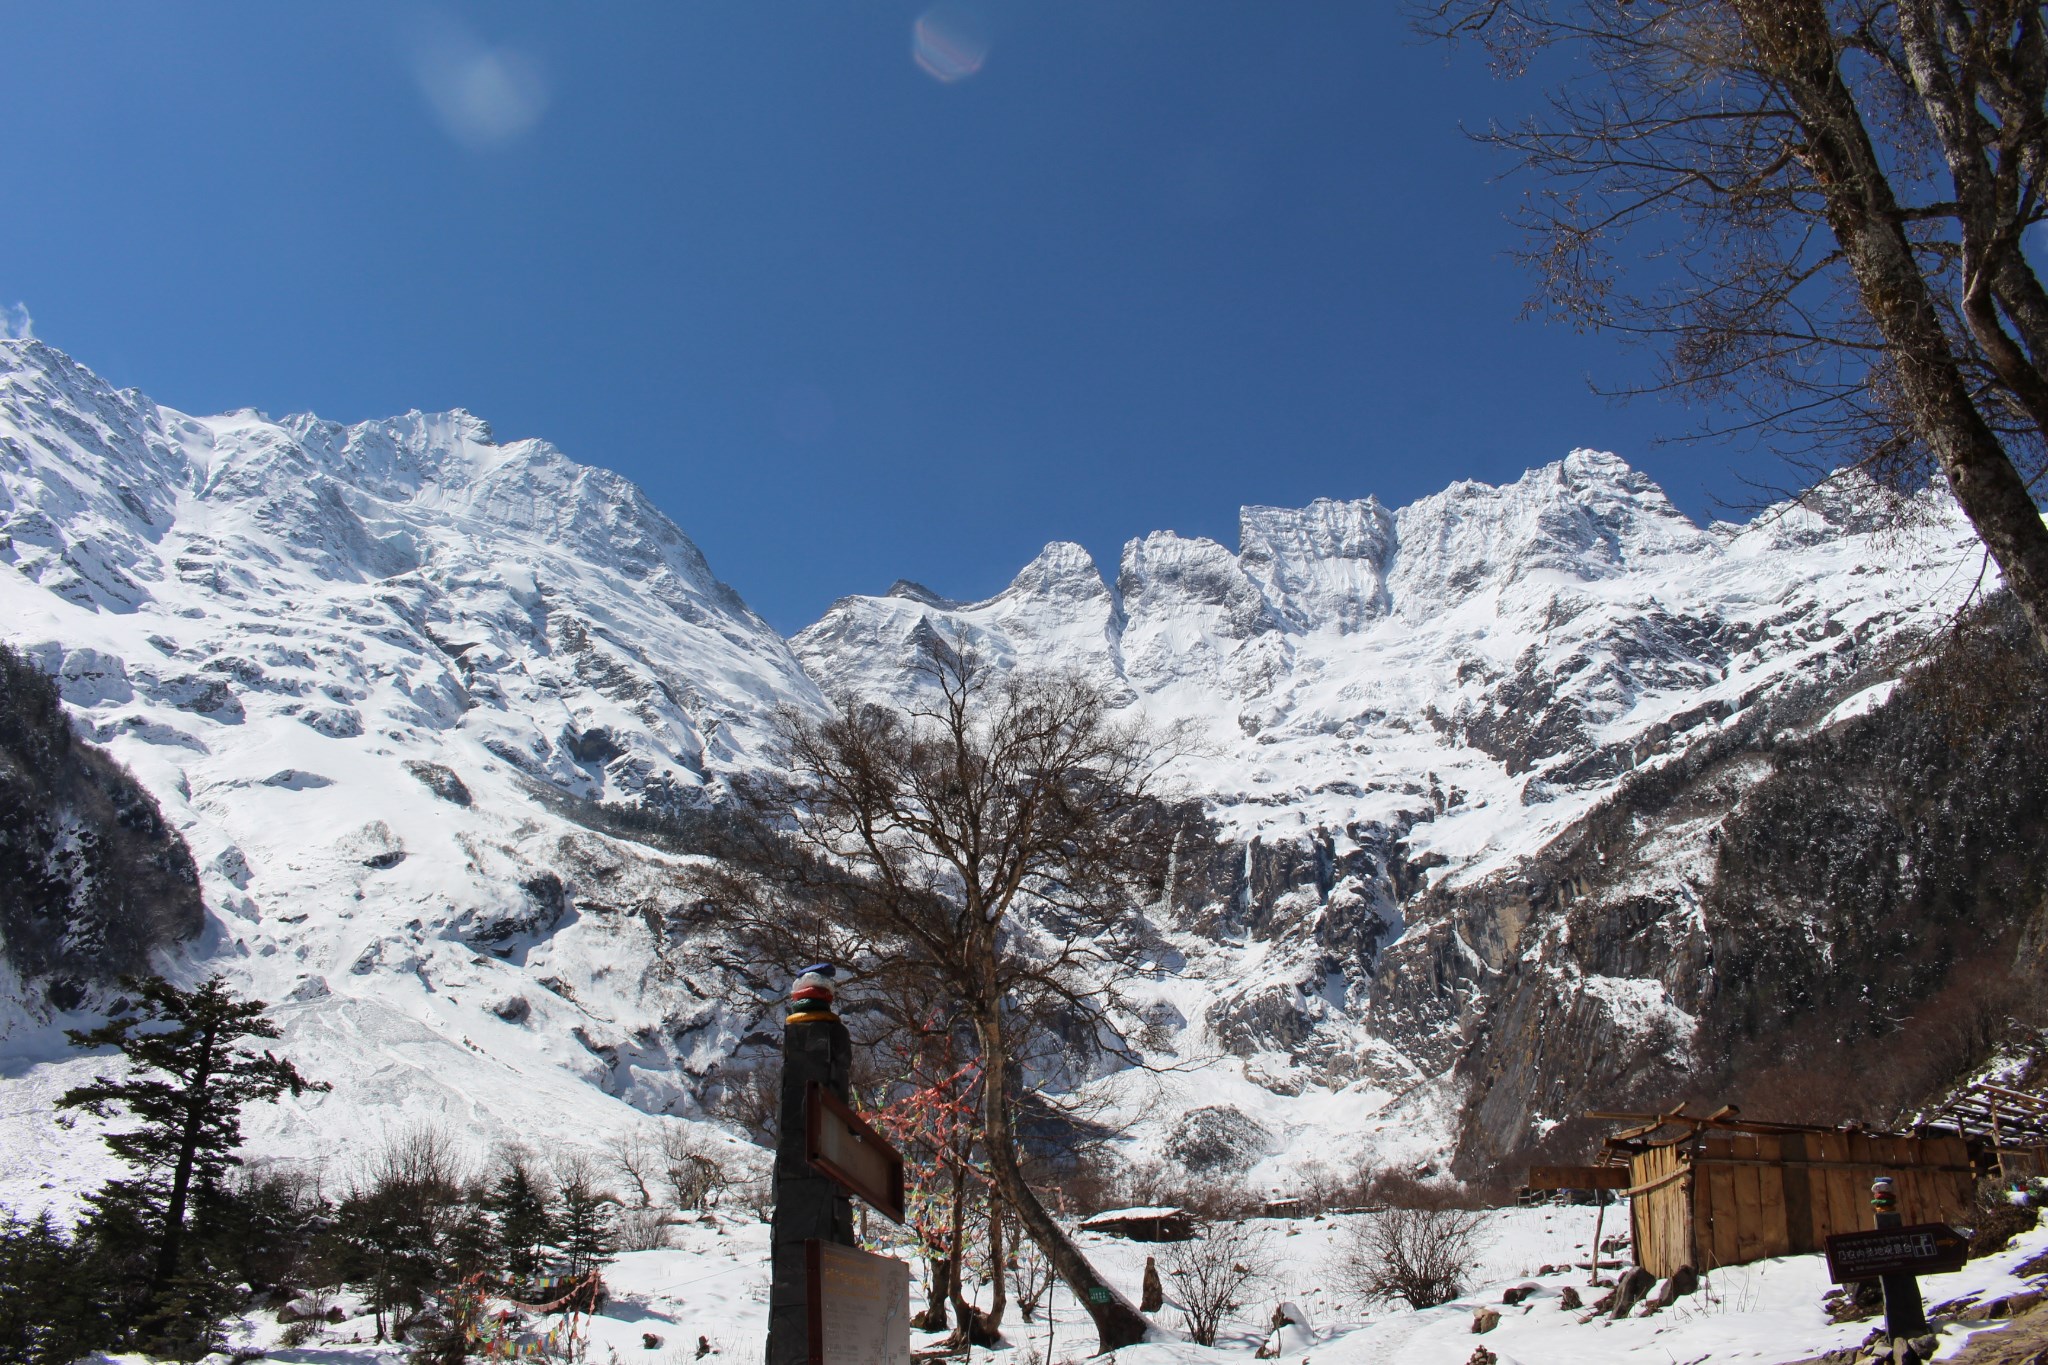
1419;0;2048;651
1335;1202;1489;1310
1159;1220;1271;1347
694;643;1181;1351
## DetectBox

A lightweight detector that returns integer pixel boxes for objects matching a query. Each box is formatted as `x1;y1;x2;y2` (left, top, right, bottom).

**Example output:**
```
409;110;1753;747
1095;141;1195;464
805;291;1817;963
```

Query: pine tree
554;1170;614;1278
58;973;325;1346
484;1161;554;1285
0;1210;115;1364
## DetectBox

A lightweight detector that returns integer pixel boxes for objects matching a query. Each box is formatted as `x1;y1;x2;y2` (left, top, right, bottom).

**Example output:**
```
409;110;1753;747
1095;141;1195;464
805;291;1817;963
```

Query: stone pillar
766;965;856;1365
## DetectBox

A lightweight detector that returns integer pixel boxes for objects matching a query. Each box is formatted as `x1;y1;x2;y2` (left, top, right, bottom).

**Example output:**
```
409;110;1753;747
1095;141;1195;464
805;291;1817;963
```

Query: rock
493;995;531;1023
1471;1307;1500;1334
1648;1264;1698;1309
1164;1105;1273;1174
1590;1291;1616;1313
1558;1286;1582;1311
1609;1266;1656;1320
404;759;473;806
1503;1282;1541;1305
1140;1256;1163;1313
1907;1336;1937;1361
642;1334;663;1350
1468;1348;1498;1365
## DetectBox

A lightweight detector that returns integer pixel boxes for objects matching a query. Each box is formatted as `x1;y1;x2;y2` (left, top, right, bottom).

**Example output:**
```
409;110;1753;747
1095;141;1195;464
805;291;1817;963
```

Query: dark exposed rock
1371;595;2048;1178
0;641;205;1004
1164;1105;1272;1174
404;759;472;806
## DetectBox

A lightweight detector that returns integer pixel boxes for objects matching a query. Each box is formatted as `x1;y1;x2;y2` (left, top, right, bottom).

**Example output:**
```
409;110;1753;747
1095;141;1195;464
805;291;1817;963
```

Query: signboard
807;1082;907;1224
806;1240;910;1365
1824;1224;1968;1282
1527;1165;1633;1191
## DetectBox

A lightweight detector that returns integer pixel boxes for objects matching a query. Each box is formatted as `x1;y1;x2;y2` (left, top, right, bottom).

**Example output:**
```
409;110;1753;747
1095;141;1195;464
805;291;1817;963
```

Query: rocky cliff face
1403;598;2048;1178
0;639;204;1024
0;337;2020;1201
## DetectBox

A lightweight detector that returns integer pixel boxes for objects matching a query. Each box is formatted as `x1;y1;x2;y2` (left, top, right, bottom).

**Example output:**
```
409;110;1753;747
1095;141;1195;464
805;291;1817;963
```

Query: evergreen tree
484;1161;554;1284
0;1210;114;1365
58;973;325;1348
554;1170;614;1278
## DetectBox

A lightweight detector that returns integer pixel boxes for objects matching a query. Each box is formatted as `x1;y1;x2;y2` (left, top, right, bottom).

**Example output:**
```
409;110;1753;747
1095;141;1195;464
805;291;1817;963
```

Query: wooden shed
1598;1107;1979;1278
1076;1205;1195;1242
1925;1082;2048;1181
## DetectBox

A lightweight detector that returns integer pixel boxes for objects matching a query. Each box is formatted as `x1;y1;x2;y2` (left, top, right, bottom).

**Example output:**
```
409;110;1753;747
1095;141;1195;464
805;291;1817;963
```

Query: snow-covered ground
179;1207;2048;1365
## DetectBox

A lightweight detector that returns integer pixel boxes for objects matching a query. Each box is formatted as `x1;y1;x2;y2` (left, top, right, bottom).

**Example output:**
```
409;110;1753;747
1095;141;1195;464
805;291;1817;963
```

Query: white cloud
405;14;550;150
0;303;32;341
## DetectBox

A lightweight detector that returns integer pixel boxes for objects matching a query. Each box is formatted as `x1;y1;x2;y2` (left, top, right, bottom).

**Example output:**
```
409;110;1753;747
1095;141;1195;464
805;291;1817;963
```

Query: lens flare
913;4;991;84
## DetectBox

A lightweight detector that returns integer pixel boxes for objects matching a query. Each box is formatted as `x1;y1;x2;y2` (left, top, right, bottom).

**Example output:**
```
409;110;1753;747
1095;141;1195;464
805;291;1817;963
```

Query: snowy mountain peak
1385;448;1712;615
1238;496;1397;633
1002;540;1112;604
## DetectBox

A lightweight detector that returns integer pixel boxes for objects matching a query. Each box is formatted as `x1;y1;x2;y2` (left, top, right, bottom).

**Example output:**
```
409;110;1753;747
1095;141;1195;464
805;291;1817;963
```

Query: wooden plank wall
1629;1142;1694;1278
1683;1131;1975;1274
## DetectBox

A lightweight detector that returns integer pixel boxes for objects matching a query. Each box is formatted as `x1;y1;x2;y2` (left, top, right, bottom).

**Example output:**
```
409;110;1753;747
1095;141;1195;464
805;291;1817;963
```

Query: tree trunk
151;1020;218;1304
916;1252;953;1333
975;1015;1149;1353
1741;0;2048;656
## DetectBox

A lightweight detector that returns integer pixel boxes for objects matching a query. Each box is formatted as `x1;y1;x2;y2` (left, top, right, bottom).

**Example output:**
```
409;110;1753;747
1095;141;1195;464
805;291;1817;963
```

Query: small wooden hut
1076;1205;1195;1242
1925;1082;2048;1181
1597;1106;1979;1278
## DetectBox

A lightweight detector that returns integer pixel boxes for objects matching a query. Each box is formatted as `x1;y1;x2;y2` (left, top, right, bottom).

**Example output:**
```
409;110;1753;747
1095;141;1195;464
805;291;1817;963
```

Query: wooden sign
806;1240;910;1365
1824;1223;1968;1282
1527;1165;1633;1191
806;1082;906;1224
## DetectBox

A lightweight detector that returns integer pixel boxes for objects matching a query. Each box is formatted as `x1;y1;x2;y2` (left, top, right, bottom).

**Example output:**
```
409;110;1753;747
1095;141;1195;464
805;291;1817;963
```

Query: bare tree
1334;1202;1489;1310
1420;0;2048;653
657;1124;730;1211
1160;1220;1270;1347
695;643;1181;1351
606;1131;657;1209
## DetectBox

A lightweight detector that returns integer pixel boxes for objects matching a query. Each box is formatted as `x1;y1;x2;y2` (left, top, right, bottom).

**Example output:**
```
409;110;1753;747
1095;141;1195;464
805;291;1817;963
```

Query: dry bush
1968;1178;2041;1259
1159;1220;1269;1346
1334;1201;1488;1310
614;1205;673;1252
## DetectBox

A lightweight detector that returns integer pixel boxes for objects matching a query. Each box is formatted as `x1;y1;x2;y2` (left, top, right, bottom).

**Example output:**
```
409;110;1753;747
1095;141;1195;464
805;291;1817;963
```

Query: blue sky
5;3;1759;632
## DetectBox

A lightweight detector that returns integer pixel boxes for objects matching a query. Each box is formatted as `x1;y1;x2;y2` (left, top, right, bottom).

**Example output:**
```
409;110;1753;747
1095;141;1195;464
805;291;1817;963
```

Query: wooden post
1870;1176;1931;1343
766;965;857;1365
1589;1192;1607;1287
1991;1106;2008;1185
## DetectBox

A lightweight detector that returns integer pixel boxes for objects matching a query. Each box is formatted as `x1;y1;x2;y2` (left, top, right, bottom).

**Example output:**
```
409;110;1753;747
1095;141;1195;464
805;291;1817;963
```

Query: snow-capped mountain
0;339;1996;1209
800;449;1974;873
0;339;812;1210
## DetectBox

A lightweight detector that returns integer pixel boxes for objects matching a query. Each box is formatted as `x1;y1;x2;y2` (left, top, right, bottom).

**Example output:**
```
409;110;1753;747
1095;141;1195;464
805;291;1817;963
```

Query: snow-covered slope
0;339;810;1212
799;450;1977;878
0;339;1993;1209
795;452;1989;1174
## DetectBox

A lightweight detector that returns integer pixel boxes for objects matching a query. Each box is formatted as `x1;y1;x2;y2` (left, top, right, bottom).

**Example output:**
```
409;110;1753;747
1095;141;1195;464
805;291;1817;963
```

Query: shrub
1335;1201;1488;1310
615;1207;672;1252
1160;1220;1268;1346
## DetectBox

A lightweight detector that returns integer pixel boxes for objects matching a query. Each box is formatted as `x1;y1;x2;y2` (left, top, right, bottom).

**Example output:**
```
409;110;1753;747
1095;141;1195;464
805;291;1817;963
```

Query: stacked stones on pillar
766;964;857;1365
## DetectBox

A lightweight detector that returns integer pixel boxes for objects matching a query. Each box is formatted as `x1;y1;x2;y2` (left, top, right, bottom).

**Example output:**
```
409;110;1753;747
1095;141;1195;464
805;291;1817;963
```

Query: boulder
1609;1267;1656;1319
